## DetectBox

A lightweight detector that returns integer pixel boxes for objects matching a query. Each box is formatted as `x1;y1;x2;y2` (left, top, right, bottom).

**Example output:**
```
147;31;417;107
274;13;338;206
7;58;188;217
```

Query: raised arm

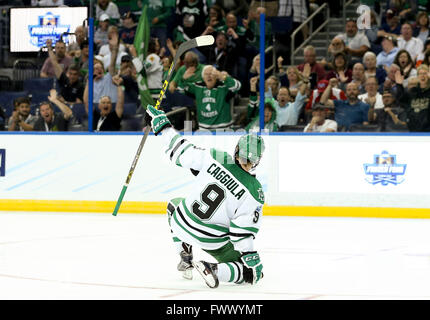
320;78;336;107
46;39;63;79
83;79;89;115
48;89;73;120
114;84;124;118
145;105;206;172
108;32;119;77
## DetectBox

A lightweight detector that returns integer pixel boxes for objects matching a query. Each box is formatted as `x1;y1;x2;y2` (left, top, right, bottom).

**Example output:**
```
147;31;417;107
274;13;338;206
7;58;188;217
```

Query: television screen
10;7;88;52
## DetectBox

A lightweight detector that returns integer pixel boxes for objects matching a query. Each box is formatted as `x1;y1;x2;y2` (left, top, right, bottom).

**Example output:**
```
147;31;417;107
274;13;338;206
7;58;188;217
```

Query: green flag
134;5;154;108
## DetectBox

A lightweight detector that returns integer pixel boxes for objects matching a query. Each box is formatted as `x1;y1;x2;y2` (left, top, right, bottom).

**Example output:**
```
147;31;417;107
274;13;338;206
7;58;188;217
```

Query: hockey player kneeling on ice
146;105;265;288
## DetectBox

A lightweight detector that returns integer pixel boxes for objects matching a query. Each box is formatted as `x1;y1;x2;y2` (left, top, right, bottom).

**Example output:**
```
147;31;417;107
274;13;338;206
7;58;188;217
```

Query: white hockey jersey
132;54;163;90
162;128;265;252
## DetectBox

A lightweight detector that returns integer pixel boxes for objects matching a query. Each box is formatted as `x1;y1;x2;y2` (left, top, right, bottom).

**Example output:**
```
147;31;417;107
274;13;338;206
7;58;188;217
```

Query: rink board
1;132;430;218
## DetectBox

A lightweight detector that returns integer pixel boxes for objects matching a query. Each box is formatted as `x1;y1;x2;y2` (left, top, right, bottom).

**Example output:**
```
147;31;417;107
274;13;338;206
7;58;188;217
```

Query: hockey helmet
235;133;265;169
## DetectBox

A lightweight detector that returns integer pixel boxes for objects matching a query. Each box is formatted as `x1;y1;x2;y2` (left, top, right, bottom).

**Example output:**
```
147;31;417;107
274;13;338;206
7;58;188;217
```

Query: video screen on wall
10;6;88;52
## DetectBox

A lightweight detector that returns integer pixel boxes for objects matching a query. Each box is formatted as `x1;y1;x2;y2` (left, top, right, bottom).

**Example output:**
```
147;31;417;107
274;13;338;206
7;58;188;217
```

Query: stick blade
195;35;215;47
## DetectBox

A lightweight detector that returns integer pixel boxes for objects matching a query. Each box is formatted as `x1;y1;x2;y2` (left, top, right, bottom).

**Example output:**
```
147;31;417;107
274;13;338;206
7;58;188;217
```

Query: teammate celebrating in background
145;104;265;288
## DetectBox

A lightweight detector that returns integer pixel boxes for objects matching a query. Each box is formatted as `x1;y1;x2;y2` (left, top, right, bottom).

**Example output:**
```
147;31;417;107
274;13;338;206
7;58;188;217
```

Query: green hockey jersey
162;127;264;251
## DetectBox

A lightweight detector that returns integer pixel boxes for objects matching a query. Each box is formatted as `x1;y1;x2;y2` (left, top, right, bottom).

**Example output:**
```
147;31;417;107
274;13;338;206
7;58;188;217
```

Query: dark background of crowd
0;0;429;133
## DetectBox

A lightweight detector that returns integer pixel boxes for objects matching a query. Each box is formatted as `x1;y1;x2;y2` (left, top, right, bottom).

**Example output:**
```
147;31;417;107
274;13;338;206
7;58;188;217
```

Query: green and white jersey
162;127;265;251
179;76;241;130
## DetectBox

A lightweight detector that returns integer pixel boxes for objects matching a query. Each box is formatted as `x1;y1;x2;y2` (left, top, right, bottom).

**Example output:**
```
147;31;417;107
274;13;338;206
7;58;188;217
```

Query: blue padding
71;103;87;121
23;78;55;93
30;91;50;105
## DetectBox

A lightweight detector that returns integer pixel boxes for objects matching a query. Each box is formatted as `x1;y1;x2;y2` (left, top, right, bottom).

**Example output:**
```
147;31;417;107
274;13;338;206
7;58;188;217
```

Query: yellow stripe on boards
0;200;165;214
0;200;430;219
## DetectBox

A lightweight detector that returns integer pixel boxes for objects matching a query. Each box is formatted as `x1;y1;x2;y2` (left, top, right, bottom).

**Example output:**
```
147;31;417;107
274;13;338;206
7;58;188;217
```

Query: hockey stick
112;35;214;216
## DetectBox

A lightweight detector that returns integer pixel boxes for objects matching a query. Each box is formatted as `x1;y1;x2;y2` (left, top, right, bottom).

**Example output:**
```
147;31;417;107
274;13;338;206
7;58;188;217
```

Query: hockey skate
193;261;219;288
177;250;193;280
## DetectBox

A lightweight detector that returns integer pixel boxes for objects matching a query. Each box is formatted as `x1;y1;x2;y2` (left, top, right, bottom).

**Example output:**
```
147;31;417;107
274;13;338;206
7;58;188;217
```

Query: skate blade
192;261;219;289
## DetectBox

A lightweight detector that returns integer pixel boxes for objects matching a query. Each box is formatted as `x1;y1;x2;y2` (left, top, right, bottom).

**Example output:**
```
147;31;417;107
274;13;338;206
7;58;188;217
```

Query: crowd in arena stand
1;0;430;133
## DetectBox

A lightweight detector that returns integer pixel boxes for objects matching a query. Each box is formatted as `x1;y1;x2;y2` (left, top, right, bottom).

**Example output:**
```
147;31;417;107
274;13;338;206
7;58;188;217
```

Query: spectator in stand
413;11;430;45
321;79;370;131
365;10;383;55
325;51;352;84
304;79;347;120
319;37;348;70
341;62;366;94
249;53;263;79
297;45;326;85
263;79;308;127
8;97;37;131
96;0;120;22
278;64;305;98
175;0;209;41
397;23;423;61
387;0;416;22
162;55;174;82
141;0;174;50
204;4;226;34
88;86;125;132
418;46;430;68
168;51;204;93
45;39;84;104
119;12;137;45
98;26;129;70
265;75;281;100
68;25;87;57
112;55;139;104
378;9;401;39
40;40;72;78
202;32;235;75
216;12;251;89
358;76;384;111
363;51;387;85
415;39;430;67
216;12;250;50
98;26;126;57
368;89;407;131
33;90;73;131
335;18;370;60
178;65;241;130
84;34;119;104
95;14;110;49
128;38;164;95
393;49;417;87
376;35;399;71
74;40;91;75
304;103;338;132
382;63;401;93
394;64;430;131
245;98;278;132
215;0;248;18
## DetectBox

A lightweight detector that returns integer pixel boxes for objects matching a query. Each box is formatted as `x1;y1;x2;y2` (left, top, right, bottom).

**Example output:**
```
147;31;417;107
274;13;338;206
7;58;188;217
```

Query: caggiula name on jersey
207;163;246;200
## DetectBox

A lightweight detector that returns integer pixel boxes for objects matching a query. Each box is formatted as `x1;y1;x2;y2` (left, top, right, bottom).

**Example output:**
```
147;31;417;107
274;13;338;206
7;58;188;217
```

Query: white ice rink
1;211;430;300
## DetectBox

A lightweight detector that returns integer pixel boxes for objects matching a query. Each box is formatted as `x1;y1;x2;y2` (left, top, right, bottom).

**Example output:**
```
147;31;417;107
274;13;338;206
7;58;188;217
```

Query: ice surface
1;211;430;300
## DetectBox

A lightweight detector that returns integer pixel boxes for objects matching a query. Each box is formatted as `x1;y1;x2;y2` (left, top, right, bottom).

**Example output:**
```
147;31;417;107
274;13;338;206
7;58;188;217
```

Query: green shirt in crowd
180;76;241;130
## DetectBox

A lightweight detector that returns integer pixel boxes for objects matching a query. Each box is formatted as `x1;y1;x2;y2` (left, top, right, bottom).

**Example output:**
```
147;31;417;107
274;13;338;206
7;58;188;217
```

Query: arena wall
1;132;430;218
